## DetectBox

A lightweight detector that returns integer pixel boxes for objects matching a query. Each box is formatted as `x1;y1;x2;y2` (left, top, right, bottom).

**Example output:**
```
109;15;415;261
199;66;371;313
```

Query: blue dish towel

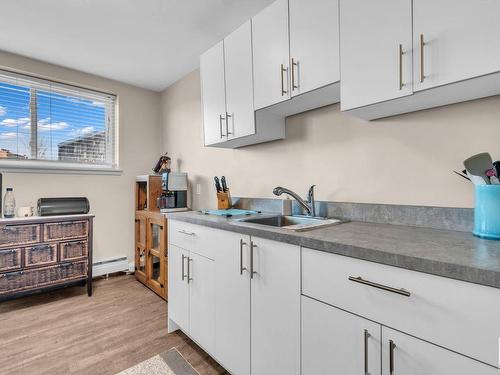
200;209;260;217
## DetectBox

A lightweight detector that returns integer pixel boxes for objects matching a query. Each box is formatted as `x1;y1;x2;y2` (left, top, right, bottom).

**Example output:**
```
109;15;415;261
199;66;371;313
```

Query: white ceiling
0;0;274;91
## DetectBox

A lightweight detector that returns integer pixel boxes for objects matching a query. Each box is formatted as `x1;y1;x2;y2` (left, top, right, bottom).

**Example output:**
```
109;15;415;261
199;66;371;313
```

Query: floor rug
117;348;199;375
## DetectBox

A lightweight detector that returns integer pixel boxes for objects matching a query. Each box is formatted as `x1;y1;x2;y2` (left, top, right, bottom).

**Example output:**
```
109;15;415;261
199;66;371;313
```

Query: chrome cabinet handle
225;112;233;136
291;58;298;91
219;114;226;138
364;329;370;375
280;64;288;96
240;239;247;275
419;34;426;83
398;44;405;90
178;229;195;236
250;241;257;279
181;254;187;281
187;257;193;283
389;340;396;375
348;276;410;297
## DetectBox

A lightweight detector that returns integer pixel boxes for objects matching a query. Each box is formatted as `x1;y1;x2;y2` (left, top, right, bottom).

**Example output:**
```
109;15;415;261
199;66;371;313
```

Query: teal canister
473;185;500;240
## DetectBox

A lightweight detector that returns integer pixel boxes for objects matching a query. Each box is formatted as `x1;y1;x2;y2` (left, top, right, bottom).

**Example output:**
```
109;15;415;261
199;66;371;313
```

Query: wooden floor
0;274;228;375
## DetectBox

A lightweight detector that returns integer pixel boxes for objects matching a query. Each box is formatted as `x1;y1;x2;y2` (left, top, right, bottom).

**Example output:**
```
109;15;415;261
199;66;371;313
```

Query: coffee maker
157;172;189;213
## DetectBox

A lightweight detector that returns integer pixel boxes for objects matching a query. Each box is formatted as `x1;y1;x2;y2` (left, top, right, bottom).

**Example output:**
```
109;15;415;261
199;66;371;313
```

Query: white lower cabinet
302;296;381;375
251;236;301;375
381;327;498;375
168;244;189;332
167;243;215;355
214;231;251;375
169;224;300;375
188;252;215;355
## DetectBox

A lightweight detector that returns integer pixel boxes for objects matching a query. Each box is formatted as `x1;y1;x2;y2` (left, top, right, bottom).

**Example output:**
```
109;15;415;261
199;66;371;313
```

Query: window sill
0;160;123;175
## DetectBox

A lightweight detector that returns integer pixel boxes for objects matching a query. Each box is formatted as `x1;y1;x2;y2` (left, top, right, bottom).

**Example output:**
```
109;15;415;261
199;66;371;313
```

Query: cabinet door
147;215;166;298
340;0;413;110
224;21;255;141
382;327;498;375
134;212;147;282
188;252;215;355
252;0;290;110
289;0;340;96
201;41;226;145
214;232;251;375
413;0;500;92
168;245;189;332
302;296;381;375
251;237;300;375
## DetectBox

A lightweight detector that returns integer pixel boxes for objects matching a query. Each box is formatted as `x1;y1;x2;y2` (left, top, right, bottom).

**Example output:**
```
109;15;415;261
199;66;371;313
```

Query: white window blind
0;69;117;170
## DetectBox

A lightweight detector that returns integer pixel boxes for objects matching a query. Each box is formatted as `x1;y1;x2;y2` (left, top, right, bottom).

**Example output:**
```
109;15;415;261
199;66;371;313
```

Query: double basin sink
237;215;345;232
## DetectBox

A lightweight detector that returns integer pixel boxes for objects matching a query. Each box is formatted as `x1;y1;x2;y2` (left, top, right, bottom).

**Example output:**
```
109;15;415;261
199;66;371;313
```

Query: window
0;69;117;171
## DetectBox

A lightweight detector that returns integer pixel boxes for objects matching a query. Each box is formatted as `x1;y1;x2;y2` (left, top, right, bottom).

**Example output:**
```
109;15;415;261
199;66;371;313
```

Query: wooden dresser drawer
0;224;40;248
302;247;500;367
44;221;88;241
0;248;22;273
60;240;88;261
168;220;216;259
25;244;58;267
0;261;87;295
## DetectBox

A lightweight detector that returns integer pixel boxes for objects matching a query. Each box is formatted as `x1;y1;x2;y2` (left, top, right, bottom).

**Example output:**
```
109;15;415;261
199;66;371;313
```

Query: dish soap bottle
3;188;16;218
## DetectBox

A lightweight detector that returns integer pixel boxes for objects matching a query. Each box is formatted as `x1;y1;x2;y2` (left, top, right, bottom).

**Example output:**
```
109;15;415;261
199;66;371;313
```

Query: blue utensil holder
473;185;500;240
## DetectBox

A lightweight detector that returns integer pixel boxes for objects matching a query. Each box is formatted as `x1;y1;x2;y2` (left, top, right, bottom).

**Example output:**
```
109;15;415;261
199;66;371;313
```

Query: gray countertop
167;210;500;289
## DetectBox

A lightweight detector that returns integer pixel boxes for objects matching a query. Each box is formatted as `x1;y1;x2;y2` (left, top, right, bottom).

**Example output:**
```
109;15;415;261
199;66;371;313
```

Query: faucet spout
273;186;314;216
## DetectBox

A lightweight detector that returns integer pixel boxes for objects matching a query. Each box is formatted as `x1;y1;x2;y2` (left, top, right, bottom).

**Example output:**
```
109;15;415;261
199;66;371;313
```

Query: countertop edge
168;214;500;290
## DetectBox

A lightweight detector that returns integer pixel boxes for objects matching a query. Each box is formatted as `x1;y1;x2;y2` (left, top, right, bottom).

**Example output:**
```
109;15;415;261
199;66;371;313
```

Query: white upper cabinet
224;21;256;141
289;0;340;96
340;0;413;111
252;0;291;110
413;0;500;92
200;41;226;145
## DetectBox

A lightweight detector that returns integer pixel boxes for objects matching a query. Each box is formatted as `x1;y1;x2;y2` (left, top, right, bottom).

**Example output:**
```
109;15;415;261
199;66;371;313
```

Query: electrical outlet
196;183;201;195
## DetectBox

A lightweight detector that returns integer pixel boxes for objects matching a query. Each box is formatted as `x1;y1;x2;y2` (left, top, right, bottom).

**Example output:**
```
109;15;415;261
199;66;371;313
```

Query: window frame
0;68;121;175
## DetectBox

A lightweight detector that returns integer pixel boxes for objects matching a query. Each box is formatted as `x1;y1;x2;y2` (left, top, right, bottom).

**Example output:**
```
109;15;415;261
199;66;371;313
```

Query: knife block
217;190;232;210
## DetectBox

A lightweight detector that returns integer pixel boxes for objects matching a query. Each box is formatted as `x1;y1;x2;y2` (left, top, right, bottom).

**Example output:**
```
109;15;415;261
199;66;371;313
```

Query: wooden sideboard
0;214;94;301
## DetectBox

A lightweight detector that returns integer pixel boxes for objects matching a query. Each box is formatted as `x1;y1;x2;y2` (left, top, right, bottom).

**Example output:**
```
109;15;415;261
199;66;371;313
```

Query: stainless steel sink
237;215;345;232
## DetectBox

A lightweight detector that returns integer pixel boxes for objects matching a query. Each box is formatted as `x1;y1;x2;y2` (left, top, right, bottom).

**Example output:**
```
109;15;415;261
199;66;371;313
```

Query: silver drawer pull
178;229;195;236
348;276;410;297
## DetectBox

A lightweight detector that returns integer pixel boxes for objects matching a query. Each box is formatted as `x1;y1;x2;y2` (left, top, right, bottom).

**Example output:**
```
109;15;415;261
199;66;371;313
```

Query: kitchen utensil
493;161;500;178
453;171;471;181
221;176;228;192
214;176;222;192
463;152;493;184
486;169;497;177
467;171;488;186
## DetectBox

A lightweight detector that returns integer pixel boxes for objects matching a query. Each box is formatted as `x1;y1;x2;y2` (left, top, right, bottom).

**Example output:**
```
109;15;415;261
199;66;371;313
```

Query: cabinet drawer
0;224;40;248
0;261;87;295
60;240;88;261
44;221;88;241
168;221;216;259
302;248;500;367
0;248;22;273
25;244;58;267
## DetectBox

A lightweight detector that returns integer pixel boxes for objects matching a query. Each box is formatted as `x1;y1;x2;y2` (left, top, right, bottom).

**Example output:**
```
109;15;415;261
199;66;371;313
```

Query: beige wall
0;51;162;264
161;69;500;209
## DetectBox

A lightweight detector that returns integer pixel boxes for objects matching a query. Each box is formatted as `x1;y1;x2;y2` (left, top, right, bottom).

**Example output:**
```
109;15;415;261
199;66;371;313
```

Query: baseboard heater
93;257;129;277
